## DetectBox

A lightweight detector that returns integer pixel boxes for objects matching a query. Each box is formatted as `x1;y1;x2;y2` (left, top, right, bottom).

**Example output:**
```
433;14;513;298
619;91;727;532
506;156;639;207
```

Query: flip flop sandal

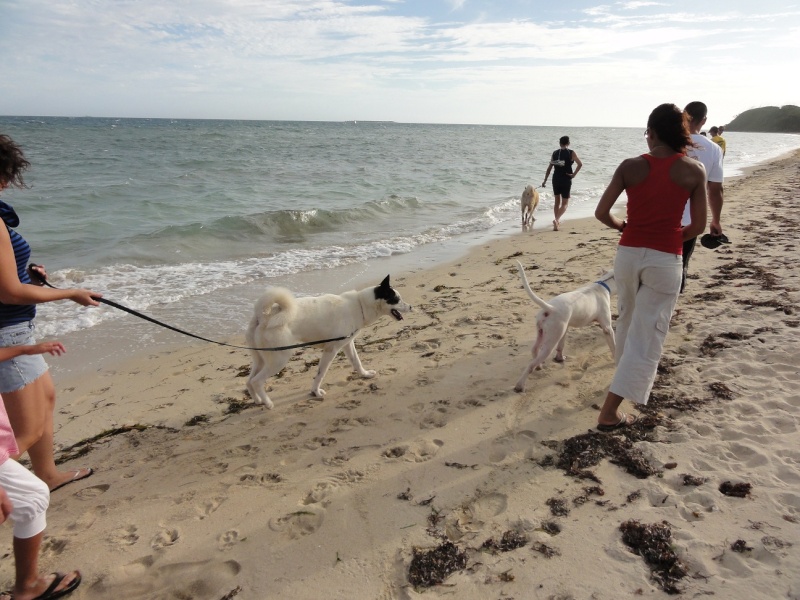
597;413;638;432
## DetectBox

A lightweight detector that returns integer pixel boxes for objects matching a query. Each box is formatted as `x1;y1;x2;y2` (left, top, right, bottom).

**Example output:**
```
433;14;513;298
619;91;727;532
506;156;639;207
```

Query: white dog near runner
514;261;616;392
246;275;412;408
521;185;539;226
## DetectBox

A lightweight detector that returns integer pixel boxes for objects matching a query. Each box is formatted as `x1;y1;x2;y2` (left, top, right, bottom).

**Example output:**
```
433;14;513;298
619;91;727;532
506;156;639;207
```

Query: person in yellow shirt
709;126;726;157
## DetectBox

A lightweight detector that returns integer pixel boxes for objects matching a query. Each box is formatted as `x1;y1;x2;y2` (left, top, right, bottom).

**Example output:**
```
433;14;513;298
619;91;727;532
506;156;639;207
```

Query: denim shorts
0;321;49;393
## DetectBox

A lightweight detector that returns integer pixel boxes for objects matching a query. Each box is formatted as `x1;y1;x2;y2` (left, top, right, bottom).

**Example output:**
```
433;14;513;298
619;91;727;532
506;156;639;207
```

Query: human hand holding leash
27;263;101;306
25;263;356;353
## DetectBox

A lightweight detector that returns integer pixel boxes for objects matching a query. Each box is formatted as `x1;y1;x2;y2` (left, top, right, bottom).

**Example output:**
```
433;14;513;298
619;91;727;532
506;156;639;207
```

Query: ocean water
0;116;798;372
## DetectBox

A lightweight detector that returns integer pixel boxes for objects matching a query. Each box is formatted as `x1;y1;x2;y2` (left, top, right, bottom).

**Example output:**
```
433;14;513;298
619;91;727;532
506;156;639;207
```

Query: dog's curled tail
515;261;553;310
252;287;298;330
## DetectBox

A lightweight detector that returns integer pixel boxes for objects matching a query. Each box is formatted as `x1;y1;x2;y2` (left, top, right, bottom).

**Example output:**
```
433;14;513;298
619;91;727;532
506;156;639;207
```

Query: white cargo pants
610;245;682;405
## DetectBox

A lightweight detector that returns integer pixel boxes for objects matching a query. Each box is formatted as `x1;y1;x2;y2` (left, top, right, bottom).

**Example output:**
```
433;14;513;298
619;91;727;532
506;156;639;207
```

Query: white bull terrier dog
514;260;616;392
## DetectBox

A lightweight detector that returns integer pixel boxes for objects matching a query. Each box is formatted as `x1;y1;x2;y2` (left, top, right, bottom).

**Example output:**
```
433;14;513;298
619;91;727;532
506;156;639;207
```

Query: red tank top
619;153;689;254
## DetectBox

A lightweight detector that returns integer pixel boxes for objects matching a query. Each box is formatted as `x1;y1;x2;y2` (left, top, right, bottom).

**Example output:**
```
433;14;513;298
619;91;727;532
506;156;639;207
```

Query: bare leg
4;374;90;491
554;197;569;228
11;532;80;600
597;391;636;426
552;195;561;231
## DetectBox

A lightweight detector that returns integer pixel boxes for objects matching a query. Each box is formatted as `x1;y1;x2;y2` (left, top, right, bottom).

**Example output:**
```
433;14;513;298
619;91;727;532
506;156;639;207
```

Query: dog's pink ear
380;275;391;288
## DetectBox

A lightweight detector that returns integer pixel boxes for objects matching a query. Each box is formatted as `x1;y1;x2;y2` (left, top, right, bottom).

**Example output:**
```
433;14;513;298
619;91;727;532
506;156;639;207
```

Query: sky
1;0;798;127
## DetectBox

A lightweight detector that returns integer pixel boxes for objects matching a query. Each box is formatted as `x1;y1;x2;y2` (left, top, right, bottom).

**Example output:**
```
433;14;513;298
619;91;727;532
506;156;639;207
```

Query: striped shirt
0;201;36;327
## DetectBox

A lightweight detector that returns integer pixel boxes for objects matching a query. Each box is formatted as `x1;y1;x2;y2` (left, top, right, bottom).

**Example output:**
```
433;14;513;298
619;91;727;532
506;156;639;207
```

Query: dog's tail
515;261;553;310
251;287;297;330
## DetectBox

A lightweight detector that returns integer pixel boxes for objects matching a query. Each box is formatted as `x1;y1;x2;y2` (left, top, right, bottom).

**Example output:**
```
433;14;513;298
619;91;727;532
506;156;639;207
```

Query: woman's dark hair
647;104;691;153
0;134;31;189
559;135;570;146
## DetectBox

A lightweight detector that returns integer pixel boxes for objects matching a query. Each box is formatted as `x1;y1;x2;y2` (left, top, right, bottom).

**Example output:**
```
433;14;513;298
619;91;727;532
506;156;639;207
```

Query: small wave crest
34;195;520;337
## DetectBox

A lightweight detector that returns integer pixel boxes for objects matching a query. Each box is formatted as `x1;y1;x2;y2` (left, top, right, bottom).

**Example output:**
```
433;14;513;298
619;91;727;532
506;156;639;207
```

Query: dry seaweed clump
620;520;688;594
408;541;468;589
540;521;561;536
681;474;707;486
480;530;529;554
731;539;753;553
708;382;734;400
645;390;708;414
720;481;752;498
700;335;728;357
546;497;570;517
532;542;560;558
555;429;660;481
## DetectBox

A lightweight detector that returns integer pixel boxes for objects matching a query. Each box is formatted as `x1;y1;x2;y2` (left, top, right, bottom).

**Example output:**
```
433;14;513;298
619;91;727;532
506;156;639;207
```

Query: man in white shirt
681;101;724;293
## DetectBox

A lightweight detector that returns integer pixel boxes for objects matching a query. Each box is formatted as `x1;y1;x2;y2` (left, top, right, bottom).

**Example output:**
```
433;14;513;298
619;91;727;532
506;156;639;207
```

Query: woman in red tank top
593;104;707;431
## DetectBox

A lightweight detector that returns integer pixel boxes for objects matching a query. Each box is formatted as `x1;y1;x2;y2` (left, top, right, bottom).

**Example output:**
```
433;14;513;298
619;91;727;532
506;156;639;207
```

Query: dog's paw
514;384;526;393
360;370;377;379
311;388;327;398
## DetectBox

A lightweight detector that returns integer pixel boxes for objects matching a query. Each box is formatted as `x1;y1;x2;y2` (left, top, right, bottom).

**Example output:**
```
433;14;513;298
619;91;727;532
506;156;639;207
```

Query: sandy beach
2;150;799;599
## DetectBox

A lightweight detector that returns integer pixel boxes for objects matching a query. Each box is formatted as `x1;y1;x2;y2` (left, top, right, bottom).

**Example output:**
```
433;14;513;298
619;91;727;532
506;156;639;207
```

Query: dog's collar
596;280;611;294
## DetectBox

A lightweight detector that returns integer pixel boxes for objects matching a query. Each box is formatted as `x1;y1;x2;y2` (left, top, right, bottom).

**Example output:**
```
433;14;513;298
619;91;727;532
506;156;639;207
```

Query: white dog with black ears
246;275;412;408
514;260;616;392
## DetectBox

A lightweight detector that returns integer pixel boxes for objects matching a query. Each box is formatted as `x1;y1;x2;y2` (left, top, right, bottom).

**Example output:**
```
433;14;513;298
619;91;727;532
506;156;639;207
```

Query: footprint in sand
218;529;240;551
223;444;259;458
274;443;298;455
303;436;337;450
409;439;444;462
776;460;800;486
112;524;140;546
200;461;229;476
151;527;180;550
269;508;325;539
66;504;108;531
277;421;307;441
40;537;68;557
383;445;409;459
446;492;508;540
774;491;800;513
301;470;366;507
91;558;241;600
195;497;225;520
384;439;443;462
238;472;283;486
327;416;375;433
419;411;447;429
172;491;197;505
322;445;379;467
456;397;485;409
75;484;110;500
488;431;537;464
337;398;362;410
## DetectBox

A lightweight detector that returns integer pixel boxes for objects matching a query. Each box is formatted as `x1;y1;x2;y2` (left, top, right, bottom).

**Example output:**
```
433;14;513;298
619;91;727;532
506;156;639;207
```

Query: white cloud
1;0;798;125
618;1;666;9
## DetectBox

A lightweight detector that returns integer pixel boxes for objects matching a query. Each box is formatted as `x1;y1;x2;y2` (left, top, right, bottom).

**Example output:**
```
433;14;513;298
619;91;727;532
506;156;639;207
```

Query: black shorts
552;177;572;198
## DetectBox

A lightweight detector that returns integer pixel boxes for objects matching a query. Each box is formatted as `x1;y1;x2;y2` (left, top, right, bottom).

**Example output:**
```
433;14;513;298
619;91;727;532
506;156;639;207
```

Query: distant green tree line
726;105;800;133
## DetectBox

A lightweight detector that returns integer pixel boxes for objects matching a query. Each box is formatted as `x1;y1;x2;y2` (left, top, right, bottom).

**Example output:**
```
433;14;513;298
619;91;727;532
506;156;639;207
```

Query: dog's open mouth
391;309;403;321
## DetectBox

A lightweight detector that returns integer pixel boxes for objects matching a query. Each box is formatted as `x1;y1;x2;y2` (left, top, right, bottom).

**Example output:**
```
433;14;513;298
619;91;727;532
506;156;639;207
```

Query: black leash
29;265;355;352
